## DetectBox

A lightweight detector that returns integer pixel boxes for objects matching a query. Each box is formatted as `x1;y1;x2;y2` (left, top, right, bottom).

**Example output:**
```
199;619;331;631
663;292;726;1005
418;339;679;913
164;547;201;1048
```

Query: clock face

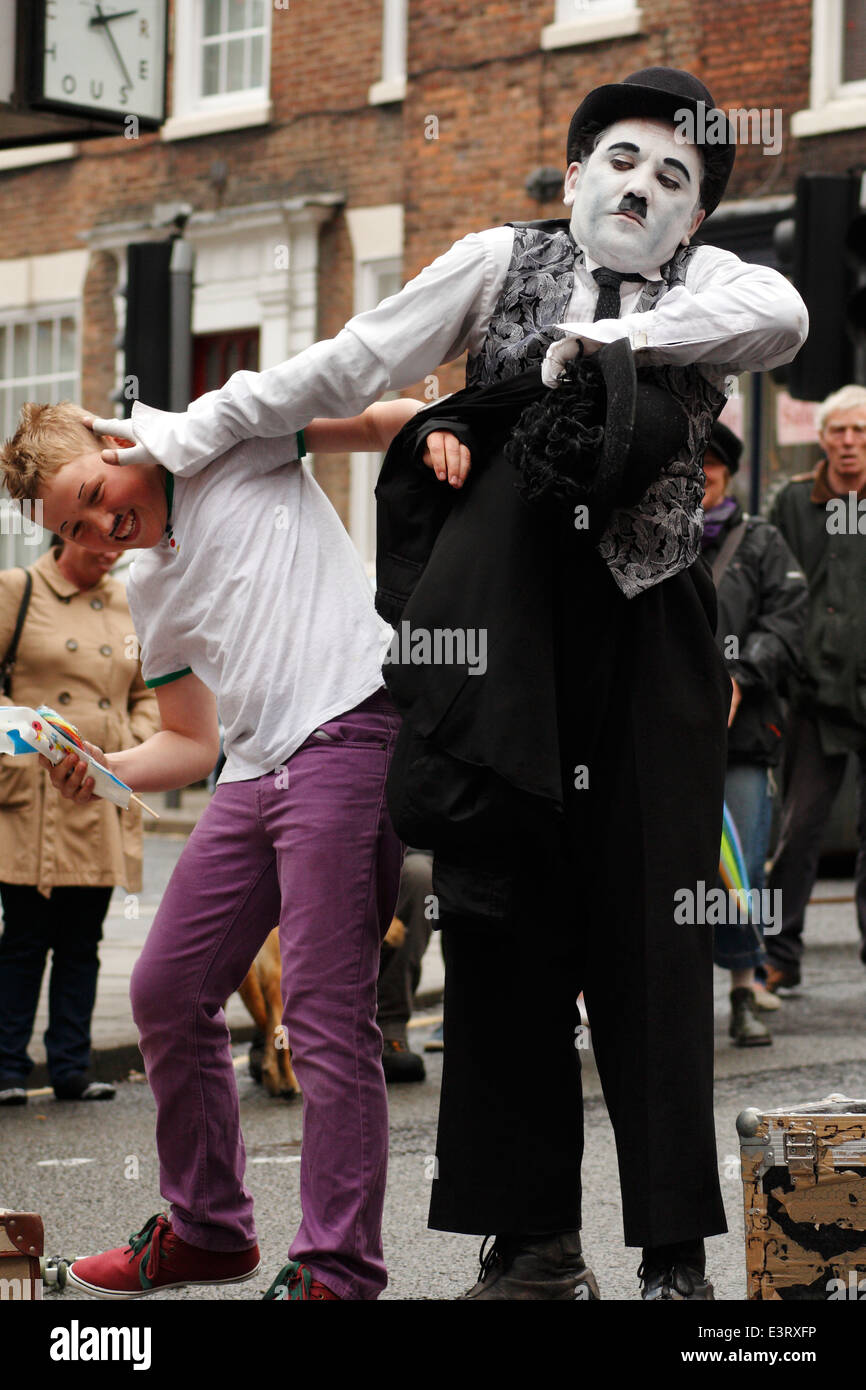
37;0;167;125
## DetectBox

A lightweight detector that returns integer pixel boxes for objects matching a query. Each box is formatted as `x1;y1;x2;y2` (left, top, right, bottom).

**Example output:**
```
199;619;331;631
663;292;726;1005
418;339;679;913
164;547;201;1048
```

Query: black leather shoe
639;1259;714;1300
460;1231;600;1300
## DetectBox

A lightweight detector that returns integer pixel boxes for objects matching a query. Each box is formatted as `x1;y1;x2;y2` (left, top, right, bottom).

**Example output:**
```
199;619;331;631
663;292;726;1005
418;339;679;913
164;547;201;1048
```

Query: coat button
58;692;71;705
99;644;112;657
98;698;111;709
65;639;78;651
90;598;104;610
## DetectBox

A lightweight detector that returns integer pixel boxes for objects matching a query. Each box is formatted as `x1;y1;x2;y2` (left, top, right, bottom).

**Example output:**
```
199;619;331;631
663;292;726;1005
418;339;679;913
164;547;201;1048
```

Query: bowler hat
705;419;743;475
566;67;735;216
506;338;690;528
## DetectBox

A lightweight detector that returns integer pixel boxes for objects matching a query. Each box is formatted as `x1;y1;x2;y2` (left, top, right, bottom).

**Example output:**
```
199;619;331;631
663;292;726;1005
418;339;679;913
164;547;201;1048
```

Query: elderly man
89;67;806;1300
766;386;866;991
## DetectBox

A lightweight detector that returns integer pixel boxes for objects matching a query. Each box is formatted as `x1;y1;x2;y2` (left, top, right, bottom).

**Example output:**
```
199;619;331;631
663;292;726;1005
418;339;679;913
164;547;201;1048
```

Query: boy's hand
39;738;107;805
84;415;155;467
422;431;471;488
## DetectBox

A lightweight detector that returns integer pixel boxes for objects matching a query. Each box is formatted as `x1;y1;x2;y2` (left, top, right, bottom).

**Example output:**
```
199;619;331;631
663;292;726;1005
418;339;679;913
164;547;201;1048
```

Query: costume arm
126;230;512;476
551;245;808;376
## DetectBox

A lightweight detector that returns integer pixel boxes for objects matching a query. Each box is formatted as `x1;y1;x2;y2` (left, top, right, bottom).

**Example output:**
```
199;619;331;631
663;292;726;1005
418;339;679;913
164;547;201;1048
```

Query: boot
460;1231;600;1300
729;987;772;1047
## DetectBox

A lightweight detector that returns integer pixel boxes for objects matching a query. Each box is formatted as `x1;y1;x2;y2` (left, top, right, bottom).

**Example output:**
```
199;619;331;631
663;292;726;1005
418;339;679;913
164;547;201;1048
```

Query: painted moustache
616;194;647;222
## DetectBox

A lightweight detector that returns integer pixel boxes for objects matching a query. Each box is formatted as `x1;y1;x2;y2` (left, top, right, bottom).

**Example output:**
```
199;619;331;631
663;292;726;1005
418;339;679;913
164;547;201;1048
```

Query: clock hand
88;8;139;23
91;4;135;90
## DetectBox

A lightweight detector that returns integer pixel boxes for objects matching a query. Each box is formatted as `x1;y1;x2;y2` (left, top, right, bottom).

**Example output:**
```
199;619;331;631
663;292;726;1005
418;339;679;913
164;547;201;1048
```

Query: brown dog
238;917;408;1098
238;930;299;1100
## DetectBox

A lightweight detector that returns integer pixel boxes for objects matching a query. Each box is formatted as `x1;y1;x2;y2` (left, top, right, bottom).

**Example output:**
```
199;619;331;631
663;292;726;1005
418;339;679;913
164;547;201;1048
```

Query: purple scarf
701;496;738;548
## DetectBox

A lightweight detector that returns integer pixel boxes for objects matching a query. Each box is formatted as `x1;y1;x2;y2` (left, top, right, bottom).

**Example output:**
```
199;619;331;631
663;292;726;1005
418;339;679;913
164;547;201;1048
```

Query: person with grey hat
698;422;808;1045
87;66;807;1301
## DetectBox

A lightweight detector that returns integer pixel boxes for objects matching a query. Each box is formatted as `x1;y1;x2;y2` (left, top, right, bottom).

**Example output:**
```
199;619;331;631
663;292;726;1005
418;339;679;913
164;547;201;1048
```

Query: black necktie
592;267;645;321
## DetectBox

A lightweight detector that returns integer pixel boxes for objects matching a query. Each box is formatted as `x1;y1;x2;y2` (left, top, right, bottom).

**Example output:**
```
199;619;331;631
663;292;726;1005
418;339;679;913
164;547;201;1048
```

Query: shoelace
262;1259;332;1300
476;1235;502;1283
126;1213;173;1291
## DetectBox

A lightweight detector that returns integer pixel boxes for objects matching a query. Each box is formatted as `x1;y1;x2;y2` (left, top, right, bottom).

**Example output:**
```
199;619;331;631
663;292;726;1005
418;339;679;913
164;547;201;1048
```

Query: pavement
14;784;866;1095
4;791;866;1310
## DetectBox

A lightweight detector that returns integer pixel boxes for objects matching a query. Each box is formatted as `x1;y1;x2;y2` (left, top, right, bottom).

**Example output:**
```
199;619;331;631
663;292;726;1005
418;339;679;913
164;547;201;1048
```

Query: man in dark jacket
699;421;807;1042
765;385;866;989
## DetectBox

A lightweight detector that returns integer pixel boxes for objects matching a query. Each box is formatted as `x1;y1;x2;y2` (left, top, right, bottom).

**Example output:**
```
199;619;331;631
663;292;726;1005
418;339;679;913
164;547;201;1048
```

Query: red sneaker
263;1260;341;1299
66;1213;260;1299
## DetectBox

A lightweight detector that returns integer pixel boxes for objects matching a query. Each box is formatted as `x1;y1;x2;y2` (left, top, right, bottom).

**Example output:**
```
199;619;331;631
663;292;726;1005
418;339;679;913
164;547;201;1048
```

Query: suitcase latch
784;1129;818;1174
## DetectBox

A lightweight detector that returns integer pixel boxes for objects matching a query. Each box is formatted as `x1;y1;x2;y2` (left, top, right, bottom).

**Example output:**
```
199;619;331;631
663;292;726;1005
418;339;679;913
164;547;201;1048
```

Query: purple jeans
129;689;403;1300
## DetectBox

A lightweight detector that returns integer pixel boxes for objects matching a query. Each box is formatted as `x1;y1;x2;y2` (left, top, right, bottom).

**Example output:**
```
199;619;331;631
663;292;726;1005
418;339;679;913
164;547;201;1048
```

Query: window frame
792;0;866;138
369;0;408;106
162;0;273;143
542;0;642;50
0;302;79;568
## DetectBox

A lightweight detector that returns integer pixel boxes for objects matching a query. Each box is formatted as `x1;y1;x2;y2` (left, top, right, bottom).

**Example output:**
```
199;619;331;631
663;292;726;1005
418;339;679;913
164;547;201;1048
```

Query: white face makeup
563;116;706;276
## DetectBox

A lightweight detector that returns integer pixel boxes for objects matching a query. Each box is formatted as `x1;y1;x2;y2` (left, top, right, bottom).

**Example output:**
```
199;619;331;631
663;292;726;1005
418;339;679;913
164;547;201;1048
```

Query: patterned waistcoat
466;219;727;599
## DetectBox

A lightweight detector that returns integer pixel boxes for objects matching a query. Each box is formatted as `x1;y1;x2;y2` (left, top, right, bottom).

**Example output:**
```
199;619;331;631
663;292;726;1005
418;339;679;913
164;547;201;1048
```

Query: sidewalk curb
30;994;447;1086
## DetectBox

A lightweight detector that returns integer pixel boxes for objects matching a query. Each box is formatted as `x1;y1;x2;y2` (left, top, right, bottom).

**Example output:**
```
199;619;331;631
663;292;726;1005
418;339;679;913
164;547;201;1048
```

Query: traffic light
772;173;866;401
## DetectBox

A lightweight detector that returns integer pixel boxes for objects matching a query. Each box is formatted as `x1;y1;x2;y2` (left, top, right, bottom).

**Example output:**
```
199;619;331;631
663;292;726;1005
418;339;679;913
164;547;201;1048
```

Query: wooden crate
737;1094;866;1300
0;1210;43;1301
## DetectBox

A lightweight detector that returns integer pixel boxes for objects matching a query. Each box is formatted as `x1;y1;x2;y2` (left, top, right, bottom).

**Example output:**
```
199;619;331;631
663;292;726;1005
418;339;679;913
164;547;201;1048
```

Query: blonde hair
818;385;866;433
0;401;97;504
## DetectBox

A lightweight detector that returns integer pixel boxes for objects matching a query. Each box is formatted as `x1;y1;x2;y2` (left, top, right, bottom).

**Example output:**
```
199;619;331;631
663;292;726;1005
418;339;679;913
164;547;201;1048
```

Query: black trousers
427;557;730;1248
767;709;866;976
0;883;112;1085
377;850;434;1040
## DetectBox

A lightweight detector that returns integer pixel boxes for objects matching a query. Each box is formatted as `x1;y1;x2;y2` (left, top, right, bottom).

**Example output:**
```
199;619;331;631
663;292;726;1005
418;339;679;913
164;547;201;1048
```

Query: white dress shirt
129;225;808;476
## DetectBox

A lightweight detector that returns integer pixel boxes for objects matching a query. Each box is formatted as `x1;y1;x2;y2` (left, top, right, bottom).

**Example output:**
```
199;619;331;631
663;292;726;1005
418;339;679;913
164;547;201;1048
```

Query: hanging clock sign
30;1;168;128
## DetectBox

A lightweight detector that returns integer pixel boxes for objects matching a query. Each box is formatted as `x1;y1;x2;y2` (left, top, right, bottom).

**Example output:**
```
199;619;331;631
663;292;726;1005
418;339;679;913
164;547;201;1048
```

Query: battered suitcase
0;1209;43;1300
737;1093;866;1300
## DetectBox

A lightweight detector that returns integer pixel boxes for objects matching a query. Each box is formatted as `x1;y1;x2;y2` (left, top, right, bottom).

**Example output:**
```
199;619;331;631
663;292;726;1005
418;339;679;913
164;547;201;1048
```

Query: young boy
0;394;421;1300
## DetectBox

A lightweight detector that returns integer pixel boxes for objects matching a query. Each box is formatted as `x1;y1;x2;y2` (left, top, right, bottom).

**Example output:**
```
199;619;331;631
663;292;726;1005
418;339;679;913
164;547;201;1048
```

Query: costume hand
542;335;596;389
421;431;471;488
728;677;742;727
39;739;106;805
84;415;156;467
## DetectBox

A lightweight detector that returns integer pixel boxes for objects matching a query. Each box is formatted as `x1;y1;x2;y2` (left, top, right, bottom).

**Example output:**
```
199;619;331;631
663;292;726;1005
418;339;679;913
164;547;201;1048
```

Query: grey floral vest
466;220;727;599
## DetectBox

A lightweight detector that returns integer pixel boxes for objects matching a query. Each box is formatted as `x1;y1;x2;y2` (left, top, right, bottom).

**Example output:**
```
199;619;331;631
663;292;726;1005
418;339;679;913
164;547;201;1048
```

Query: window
0;309;78;442
543;0;642;50
163;0;272;142
369;0;408;105
792;0;866;137
201;0;269;98
842;0;866;86
0;307;77;567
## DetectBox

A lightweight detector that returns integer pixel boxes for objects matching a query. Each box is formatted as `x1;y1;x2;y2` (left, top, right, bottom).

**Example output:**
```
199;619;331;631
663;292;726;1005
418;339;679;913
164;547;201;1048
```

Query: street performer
83;67;807;1299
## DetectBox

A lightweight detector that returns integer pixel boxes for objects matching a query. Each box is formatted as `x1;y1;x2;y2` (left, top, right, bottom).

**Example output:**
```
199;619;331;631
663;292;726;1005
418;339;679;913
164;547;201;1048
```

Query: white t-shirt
126;433;391;783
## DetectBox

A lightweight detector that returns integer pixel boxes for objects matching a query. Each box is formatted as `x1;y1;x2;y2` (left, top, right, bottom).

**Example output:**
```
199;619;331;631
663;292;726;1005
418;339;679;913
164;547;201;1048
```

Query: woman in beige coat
0;541;159;1104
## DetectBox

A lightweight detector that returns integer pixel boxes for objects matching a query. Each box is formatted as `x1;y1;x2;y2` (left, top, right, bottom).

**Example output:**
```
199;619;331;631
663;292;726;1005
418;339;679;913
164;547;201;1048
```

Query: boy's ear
107;435;135;449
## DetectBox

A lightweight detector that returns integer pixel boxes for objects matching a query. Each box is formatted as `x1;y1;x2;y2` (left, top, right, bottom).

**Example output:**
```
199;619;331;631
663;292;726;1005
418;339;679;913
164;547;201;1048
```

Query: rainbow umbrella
719;800;750;910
